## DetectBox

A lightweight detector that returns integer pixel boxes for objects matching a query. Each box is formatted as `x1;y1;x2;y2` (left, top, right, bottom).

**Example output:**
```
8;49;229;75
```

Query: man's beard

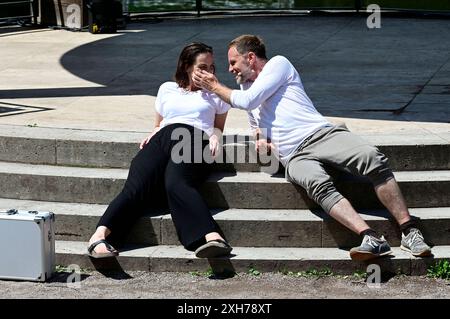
235;73;245;85
235;67;253;85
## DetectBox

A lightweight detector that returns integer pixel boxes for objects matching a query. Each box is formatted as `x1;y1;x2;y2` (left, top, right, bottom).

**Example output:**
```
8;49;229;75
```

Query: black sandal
87;239;119;259
194;239;233;258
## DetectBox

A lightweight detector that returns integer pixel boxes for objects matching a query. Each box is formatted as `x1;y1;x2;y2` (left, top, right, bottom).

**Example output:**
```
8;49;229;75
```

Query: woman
87;43;232;259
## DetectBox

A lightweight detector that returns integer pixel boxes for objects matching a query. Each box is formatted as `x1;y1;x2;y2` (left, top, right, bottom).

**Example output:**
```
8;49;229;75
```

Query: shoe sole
87;252;119;259
195;245;232;258
400;245;432;257
350;250;393;261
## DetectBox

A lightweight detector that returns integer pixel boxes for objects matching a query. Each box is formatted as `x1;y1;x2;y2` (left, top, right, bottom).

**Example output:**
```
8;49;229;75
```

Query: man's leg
329;197;394;261
329;198;371;235
374;178;410;225
375;178;431;256
287;156;391;260
311;126;431;257
288;155;372;234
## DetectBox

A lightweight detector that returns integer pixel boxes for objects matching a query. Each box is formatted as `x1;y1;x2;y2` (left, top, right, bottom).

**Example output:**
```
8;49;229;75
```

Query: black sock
360;228;381;239
400;220;418;236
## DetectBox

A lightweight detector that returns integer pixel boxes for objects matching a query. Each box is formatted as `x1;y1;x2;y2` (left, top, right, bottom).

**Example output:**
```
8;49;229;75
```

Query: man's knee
358;145;395;186
355;145;387;171
288;164;341;213
359;145;384;165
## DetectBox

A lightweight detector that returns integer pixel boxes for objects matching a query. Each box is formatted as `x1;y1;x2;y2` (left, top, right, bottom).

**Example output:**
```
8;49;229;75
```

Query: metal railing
1;0;448;26
0;0;35;21
126;0;450;16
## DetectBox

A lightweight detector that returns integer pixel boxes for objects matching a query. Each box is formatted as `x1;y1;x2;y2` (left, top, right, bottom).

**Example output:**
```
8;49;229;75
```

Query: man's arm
193;70;232;104
194;56;289;111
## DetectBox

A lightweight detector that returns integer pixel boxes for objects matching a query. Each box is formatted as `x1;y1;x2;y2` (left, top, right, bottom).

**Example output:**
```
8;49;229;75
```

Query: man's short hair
228;35;267;60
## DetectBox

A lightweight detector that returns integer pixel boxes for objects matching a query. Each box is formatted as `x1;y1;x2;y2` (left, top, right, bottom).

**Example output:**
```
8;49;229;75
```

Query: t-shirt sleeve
215;98;231;114
154;83;167;115
230;56;290;110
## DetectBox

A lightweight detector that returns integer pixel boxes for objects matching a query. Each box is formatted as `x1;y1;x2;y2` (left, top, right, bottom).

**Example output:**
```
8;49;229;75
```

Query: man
192;34;432;261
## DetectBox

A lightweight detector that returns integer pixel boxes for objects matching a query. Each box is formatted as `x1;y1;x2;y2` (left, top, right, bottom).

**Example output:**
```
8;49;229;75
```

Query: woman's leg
164;159;222;251
162;124;227;251
89;137;169;254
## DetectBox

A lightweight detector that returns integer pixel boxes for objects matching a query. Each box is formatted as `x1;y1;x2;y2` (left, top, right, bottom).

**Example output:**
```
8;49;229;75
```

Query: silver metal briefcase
0;209;55;282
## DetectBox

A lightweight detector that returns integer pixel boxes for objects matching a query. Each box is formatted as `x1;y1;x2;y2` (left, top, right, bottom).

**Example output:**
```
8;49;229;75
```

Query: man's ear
248;52;257;63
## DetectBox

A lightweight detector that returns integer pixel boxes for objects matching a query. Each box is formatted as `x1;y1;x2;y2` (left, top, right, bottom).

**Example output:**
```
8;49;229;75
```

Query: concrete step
0;125;448;171
56;240;450;276
0;161;448;208
1;198;449;248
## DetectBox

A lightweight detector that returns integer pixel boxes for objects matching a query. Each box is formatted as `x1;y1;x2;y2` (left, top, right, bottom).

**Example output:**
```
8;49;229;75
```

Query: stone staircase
0;124;449;275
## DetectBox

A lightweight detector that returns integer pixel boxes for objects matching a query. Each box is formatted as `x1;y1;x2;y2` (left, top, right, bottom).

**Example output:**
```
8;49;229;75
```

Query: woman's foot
205;232;224;243
87;240;119;258
87;226;117;257
195;232;233;258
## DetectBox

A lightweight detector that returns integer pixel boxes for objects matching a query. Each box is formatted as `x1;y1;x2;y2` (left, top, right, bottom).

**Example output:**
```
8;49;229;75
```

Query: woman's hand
209;134;220;158
140;127;160;149
139;135;152;150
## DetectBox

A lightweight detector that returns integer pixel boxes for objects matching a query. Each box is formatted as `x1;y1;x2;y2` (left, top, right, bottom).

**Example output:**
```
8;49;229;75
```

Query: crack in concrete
393;55;450;115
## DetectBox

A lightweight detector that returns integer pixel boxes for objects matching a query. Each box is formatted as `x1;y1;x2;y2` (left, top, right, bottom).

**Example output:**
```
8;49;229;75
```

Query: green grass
281;267;334;278
351;269;368;280
55;264;89;273
189;268;215;277
427;260;450;280
248;266;261;276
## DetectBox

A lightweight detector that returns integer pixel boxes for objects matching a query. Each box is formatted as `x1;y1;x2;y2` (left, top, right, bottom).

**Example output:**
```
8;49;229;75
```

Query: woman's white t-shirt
155;82;230;137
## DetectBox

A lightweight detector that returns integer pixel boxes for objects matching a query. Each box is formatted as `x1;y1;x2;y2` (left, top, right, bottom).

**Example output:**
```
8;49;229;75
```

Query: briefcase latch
6;209;18;215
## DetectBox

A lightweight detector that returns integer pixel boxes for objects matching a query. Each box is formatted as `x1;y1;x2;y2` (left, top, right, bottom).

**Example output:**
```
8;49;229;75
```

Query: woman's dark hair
175;42;213;89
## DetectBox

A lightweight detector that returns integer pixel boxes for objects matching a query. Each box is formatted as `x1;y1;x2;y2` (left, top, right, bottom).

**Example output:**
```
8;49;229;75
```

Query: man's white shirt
230;55;331;165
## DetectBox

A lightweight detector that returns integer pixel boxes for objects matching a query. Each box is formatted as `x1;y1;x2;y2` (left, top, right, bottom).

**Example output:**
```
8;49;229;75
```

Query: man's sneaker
400;228;432;257
350;235;392;261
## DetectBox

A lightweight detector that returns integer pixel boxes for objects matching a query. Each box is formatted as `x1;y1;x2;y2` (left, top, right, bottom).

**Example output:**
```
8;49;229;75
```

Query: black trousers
97;123;219;251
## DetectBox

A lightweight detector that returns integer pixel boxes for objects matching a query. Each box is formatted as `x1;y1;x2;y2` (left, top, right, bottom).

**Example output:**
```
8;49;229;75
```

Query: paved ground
0;14;449;139
1;270;449;299
1;13;449;299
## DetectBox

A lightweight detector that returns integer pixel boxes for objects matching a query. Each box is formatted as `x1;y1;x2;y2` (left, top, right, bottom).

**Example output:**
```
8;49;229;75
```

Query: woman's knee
165;177;188;196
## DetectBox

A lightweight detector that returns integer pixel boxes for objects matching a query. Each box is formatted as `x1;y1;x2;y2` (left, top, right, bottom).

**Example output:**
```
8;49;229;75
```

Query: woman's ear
185;65;193;74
